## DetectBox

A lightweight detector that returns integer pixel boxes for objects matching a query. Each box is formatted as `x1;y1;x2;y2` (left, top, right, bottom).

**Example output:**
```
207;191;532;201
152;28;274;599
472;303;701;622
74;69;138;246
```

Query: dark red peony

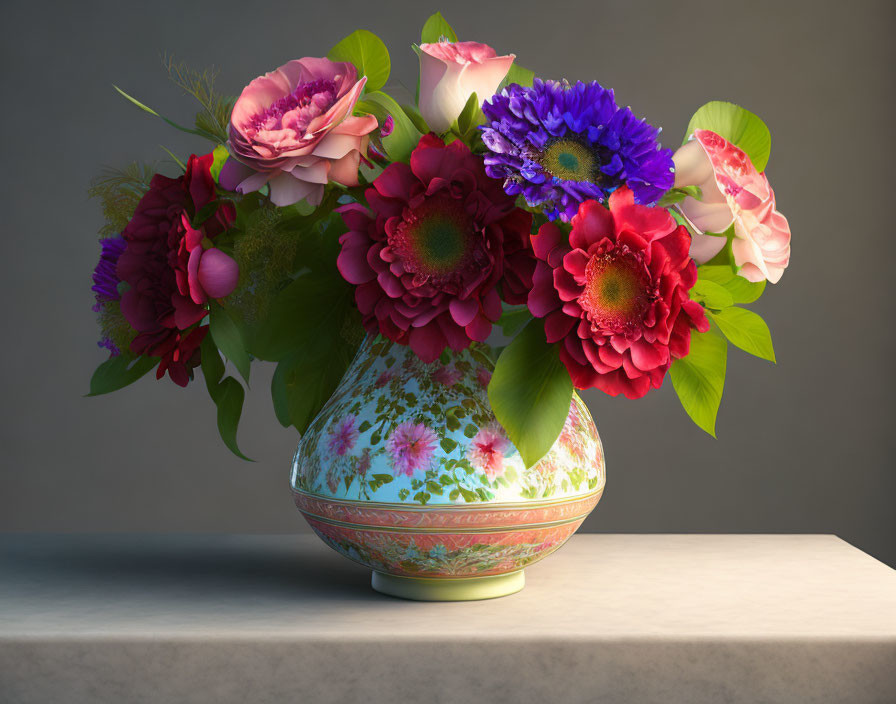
528;187;709;399
117;154;237;386
336;134;534;362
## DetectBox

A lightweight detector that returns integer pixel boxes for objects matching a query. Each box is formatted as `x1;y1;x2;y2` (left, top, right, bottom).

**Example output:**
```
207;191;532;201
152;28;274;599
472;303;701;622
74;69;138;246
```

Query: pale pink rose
418;41;515;133
673;129;791;283
220;57;378;207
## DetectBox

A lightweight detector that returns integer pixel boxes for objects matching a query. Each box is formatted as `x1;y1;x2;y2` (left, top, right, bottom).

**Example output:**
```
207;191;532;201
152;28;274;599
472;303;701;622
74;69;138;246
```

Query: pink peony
327;415;358;456
336;134;534;363
219;57;378;207
673;129;791;283
467;425;510;479
418;41;515;133
528;187;709;399
386;421;438;477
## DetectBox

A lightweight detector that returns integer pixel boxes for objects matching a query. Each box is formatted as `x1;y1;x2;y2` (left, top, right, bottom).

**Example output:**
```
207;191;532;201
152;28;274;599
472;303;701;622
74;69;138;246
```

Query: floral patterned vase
291;336;606;601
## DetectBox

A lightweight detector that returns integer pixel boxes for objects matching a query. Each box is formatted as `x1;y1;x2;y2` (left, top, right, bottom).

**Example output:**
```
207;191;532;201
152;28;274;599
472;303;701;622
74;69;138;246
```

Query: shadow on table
1;534;381;603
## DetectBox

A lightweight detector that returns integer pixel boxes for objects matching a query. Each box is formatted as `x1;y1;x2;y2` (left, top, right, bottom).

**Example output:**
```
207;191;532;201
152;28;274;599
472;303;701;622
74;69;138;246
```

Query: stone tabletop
1;534;895;703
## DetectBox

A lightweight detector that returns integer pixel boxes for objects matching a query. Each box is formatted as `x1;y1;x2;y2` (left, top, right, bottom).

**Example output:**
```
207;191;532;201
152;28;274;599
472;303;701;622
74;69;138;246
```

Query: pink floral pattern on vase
290;335;605;582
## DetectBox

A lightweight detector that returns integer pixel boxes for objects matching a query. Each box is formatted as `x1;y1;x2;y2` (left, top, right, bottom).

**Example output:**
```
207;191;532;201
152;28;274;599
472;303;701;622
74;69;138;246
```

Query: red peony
528;187;709;399
336;134;534;362
117;154;236;386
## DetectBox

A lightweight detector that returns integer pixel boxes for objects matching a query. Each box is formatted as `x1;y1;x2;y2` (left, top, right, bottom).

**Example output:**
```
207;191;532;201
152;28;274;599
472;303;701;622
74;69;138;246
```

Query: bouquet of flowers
88;12;791;465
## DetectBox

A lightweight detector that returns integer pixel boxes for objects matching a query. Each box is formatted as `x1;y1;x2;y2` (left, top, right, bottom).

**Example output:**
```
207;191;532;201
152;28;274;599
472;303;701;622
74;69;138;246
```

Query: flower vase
290;336;606;601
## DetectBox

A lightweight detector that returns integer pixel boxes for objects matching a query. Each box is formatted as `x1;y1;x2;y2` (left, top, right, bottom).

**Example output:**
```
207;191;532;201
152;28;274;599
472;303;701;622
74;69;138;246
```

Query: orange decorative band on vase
291;336;607;599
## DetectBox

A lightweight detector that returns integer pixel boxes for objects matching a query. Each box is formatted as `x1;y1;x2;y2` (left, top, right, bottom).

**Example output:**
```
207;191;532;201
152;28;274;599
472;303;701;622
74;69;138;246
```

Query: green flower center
416;217;468;273
540;138;599;182
391;197;479;282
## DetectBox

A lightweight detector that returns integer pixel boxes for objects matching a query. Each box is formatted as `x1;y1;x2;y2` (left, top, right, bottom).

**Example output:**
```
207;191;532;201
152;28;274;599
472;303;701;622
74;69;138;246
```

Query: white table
1;534;894;703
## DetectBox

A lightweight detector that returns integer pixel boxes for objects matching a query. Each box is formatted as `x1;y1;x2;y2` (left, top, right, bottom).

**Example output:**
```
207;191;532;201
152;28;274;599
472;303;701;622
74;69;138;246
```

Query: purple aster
480;79;674;221
92;235;126;306
91;235;127;355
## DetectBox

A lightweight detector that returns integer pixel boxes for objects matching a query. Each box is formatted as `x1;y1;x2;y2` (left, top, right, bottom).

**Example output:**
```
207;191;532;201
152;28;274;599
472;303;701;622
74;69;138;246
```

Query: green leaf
214;377;252;461
488;319;573;467
691;279;734;311
159;145;186;172
440;437;458;453
328;30;390;93
656;185;702;208
709;307;776;362
454;91;485;137
87;355;158;396
670;329;727;437
372;474;394;484
497;305;531;336
355;91;423;164
272;340;357;435
200;334;225;399
251;266;355;362
400;103;429;134
501;63;535;89
421;11;458;43
684;101;771;172
113;85;221;143
698;265;766;304
210;145;229;184
265;264;361;434
209;305;251;384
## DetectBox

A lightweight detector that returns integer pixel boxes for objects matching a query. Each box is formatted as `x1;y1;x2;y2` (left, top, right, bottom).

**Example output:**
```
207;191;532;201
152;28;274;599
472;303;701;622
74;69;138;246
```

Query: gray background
2;0;894;565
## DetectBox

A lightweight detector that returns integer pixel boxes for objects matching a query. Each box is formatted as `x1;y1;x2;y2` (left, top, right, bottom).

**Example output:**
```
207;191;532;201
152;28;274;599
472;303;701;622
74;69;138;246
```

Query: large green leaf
670;329;727;437
709;307;776;363
328;30;390;93
691;279;734;311
698;264;766;304
488;320;573;467
271;338;358;435
355;91;423;163
87;354;159;396
421;11;458;43
250;267;355;362
209;304;251;384
214;376;252;461
684;101;771;172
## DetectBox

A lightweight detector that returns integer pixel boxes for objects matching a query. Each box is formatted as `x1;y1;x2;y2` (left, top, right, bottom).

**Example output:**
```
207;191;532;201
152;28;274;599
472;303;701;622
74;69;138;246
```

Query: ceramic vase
291;336;605;600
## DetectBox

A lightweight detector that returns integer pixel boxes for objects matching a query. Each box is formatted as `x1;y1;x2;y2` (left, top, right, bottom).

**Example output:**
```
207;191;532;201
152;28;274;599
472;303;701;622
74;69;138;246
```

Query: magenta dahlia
528;187;709;399
117;154;237;386
336;134;535;363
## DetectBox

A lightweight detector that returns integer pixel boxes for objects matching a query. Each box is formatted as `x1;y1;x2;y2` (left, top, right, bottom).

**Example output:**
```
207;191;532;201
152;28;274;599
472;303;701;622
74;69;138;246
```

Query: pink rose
672;129;791;283
220;57;378;207
418;41;514;134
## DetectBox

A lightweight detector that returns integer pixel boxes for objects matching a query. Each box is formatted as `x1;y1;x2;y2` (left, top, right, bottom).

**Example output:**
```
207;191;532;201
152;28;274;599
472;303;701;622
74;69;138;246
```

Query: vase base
371;570;525;601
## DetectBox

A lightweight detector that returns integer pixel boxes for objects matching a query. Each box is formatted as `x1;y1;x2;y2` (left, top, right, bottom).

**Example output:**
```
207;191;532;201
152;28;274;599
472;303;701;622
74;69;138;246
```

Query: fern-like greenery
87;162;156;237
163;54;235;144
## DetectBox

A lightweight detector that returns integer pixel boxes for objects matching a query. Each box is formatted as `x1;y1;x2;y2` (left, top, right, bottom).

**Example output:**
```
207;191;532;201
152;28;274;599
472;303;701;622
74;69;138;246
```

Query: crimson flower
336;134;534;362
528;187;709;399
117;154;237;386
